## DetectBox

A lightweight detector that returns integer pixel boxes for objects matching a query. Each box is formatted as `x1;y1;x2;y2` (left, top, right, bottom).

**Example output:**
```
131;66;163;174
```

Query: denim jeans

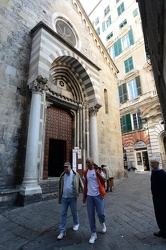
87;194;105;233
59;196;79;233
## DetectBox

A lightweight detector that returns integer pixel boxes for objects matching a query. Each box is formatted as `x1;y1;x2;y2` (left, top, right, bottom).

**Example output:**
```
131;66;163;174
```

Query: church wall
0;0;123;199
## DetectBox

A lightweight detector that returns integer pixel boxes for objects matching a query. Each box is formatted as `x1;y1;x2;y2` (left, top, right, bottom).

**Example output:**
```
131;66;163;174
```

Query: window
117;2;125;16
94;17;99;26
106;15;112;27
104;89;109;114
118;83;128;103
114;38;122;56
102;16;111;32
133;8;138;17
124;57;134;73
119;19;127;29
121;112;142;132
96;27;100;35
106;32;113;41
102;21;106;32
116;0;120;3
104;5;110;16
132;112;142;130
108;46;115;58
128;76;142;99
121;29;134;50
108;29;134;58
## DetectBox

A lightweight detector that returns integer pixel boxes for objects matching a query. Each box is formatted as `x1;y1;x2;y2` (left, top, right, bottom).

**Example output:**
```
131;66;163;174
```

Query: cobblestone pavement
0;171;166;250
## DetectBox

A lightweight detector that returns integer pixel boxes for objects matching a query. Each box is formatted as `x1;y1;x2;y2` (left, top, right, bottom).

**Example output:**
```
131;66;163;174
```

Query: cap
150;156;160;163
64;162;71;167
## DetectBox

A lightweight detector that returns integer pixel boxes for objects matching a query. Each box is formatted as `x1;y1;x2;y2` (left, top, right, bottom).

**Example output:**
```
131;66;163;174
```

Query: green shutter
122;83;128;102
136;76;142;95
133;8;138;17
126;114;132;131
114;39;122;56
121;115;126;132
125;57;133;73
102;21;106;31
128;29;134;45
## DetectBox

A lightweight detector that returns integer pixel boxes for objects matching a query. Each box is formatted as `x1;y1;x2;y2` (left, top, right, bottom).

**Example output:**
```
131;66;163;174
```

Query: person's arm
83;178;87;203
96;169;106;183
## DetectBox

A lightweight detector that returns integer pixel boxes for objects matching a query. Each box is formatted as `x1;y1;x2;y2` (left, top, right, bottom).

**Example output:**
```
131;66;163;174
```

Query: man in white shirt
83;157;106;244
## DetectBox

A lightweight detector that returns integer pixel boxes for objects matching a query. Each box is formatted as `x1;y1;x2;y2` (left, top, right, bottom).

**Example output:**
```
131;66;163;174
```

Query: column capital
29;75;48;93
89;103;101;116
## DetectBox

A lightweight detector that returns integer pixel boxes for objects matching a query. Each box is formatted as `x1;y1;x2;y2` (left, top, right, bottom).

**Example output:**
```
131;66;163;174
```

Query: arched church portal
43;56;94;178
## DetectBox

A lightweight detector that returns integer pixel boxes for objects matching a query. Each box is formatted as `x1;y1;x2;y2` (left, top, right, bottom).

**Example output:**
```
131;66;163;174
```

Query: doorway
135;150;149;171
48;139;66;177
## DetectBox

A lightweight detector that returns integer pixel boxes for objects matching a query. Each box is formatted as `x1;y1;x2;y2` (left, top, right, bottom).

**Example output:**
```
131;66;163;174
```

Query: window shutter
126;114;132;131
114;39;122;56
122;83;128;102
121;115;126;132
102;21;106;32
136;76;142;95
128;29;134;45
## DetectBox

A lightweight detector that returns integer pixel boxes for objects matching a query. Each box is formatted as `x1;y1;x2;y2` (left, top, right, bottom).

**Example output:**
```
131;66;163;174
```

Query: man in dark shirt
150;156;166;238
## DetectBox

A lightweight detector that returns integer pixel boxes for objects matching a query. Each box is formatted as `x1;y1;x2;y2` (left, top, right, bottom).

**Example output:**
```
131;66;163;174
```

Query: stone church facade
0;0;123;206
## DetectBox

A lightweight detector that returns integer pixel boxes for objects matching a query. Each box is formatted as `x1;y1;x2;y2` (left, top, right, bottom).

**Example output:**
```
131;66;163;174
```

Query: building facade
0;0;123;206
89;0;165;171
136;0;166;167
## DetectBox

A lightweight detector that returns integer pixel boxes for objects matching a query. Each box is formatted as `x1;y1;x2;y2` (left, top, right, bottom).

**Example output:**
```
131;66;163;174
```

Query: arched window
104;89;109;114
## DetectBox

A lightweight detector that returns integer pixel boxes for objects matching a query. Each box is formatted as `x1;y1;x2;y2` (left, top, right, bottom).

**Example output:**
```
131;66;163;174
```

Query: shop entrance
135;150;149;171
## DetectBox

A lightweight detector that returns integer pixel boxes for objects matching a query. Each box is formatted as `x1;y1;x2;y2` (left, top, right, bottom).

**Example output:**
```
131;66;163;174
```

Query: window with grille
106;32;113;41
119;19;127;29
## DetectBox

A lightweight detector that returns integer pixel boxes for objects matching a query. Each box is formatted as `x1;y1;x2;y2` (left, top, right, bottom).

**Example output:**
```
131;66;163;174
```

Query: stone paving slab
0;171;166;249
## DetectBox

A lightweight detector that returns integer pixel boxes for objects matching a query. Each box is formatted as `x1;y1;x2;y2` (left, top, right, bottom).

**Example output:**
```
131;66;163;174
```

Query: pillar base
18;193;42;206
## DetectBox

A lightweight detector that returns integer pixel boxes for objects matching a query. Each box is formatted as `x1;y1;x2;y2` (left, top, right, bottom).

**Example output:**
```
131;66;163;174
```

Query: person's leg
87;195;96;233
110;178;113;191
94;195;105;223
70;197;79;226
153;197;166;234
59;197;69;233
106;180;109;191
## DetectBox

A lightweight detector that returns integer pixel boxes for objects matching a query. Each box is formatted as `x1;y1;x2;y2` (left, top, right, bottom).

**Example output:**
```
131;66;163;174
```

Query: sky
79;0;99;15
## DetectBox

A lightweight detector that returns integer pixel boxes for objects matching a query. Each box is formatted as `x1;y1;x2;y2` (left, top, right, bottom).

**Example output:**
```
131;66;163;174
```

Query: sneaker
57;232;66;240
101;222;107;233
73;224;79;231
89;232;97;244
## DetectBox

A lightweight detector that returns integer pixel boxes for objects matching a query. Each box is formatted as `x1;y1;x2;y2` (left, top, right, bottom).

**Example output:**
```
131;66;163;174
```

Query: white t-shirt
87;169;100;196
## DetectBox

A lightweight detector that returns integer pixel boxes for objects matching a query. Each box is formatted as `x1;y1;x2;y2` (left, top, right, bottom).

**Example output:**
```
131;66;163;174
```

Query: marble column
89;107;99;164
20;76;48;200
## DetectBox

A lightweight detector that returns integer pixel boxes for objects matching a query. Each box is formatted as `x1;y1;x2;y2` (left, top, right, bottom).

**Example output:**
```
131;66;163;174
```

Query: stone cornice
73;0;119;75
